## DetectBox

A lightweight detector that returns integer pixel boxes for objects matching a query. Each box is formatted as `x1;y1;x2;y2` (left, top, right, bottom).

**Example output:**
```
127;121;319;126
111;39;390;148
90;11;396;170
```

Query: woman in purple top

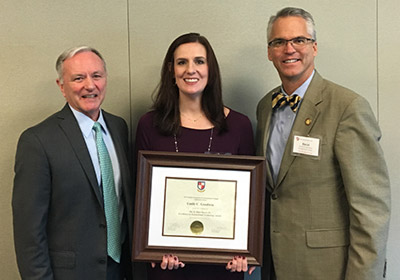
135;32;256;280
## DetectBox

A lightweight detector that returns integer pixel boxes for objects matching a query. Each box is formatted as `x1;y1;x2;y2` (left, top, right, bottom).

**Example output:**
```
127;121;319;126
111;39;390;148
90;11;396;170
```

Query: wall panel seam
376;0;380;123
126;0;133;142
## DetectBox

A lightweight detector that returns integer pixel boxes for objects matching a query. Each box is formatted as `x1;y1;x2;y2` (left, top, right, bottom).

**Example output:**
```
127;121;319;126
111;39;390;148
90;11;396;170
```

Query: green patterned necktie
93;122;121;263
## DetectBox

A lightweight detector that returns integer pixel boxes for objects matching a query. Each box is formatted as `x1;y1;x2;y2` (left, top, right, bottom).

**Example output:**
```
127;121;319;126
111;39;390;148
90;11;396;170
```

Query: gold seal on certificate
190;221;204;235
162;177;237;239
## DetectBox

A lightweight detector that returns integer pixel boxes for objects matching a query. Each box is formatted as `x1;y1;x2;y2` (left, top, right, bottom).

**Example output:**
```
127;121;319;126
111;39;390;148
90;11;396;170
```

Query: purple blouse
135;109;255;155
134;109;255;280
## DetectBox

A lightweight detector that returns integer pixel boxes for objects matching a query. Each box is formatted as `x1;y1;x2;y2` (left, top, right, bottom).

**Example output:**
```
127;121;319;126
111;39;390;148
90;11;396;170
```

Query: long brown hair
152;32;227;135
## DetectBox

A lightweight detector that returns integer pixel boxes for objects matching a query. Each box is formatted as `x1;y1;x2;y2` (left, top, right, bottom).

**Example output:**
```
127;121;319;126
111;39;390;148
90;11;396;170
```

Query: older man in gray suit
256;7;391;279
12;46;134;279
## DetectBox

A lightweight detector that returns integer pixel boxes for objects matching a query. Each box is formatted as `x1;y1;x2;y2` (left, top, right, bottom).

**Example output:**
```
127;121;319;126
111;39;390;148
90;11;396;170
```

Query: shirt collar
68;105;107;138
280;70;315;98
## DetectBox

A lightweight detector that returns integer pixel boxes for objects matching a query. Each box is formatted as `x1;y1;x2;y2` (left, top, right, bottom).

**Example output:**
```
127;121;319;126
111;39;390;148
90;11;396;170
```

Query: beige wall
1;1;398;279
379;1;400;278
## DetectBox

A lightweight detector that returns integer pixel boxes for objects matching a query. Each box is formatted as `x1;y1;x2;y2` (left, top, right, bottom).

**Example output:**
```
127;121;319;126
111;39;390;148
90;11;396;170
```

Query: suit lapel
103;112;129;191
258;87;277;190
57;104;104;206
260;92;274;156
104;111;134;243
275;72;324;188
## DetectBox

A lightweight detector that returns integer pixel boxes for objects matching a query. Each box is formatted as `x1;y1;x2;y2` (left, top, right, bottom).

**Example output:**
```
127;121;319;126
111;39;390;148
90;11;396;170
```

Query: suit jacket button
271;193;278;200
99;223;106;228
98;259;106;264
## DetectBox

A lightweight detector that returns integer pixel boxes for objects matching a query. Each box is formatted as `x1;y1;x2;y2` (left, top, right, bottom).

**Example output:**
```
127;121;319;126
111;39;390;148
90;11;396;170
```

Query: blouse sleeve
238;115;256;156
134;113;153;153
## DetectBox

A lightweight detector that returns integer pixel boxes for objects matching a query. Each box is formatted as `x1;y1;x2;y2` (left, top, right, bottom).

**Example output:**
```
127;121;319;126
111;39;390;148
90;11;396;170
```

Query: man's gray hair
56;46;106;83
267;7;316;42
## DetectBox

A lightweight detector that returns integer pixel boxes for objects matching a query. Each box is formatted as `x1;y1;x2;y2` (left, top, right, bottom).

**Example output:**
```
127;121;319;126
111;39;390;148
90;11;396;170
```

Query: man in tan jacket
256;7;391;279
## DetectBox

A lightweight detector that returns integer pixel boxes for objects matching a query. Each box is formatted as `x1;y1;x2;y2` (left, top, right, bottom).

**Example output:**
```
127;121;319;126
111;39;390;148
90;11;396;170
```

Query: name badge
292;135;320;157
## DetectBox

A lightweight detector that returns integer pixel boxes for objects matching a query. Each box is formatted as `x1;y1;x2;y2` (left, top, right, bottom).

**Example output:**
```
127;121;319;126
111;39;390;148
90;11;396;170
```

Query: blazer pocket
306;228;349;248
49;250;76;269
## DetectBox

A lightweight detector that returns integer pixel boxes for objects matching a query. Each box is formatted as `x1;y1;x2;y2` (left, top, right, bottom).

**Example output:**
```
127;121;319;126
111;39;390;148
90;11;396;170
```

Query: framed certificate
132;150;266;265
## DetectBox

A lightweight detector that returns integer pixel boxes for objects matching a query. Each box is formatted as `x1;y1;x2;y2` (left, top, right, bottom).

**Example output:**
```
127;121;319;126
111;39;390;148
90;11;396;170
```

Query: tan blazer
256;71;390;280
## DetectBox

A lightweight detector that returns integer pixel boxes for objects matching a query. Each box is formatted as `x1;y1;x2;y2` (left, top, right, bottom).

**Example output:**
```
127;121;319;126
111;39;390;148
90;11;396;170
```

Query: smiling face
268;16;317;90
57;51;107;121
173;42;208;98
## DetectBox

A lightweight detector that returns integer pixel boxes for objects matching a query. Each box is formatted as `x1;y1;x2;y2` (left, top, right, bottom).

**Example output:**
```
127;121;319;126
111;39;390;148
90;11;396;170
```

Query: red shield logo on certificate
197;181;206;192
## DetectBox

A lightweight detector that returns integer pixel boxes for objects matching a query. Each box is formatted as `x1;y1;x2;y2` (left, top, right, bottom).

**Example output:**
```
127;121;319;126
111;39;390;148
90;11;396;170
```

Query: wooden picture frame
132;150;266;265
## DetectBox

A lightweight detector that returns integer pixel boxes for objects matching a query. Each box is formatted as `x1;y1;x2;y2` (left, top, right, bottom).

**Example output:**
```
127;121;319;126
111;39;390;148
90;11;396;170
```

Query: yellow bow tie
272;92;301;112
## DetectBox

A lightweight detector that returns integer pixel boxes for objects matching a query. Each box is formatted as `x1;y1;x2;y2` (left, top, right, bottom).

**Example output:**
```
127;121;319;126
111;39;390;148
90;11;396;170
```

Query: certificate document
163;177;237;239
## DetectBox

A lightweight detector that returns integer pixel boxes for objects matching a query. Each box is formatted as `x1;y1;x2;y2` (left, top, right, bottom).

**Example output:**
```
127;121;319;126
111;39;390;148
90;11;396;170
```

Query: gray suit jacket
256;71;390;279
12;104;134;280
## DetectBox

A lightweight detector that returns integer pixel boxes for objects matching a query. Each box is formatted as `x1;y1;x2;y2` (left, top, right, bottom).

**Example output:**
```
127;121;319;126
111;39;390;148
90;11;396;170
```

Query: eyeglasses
268;37;315;48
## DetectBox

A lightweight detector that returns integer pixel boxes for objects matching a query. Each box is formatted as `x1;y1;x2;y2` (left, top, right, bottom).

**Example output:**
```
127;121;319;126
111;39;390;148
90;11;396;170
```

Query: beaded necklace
173;128;214;153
